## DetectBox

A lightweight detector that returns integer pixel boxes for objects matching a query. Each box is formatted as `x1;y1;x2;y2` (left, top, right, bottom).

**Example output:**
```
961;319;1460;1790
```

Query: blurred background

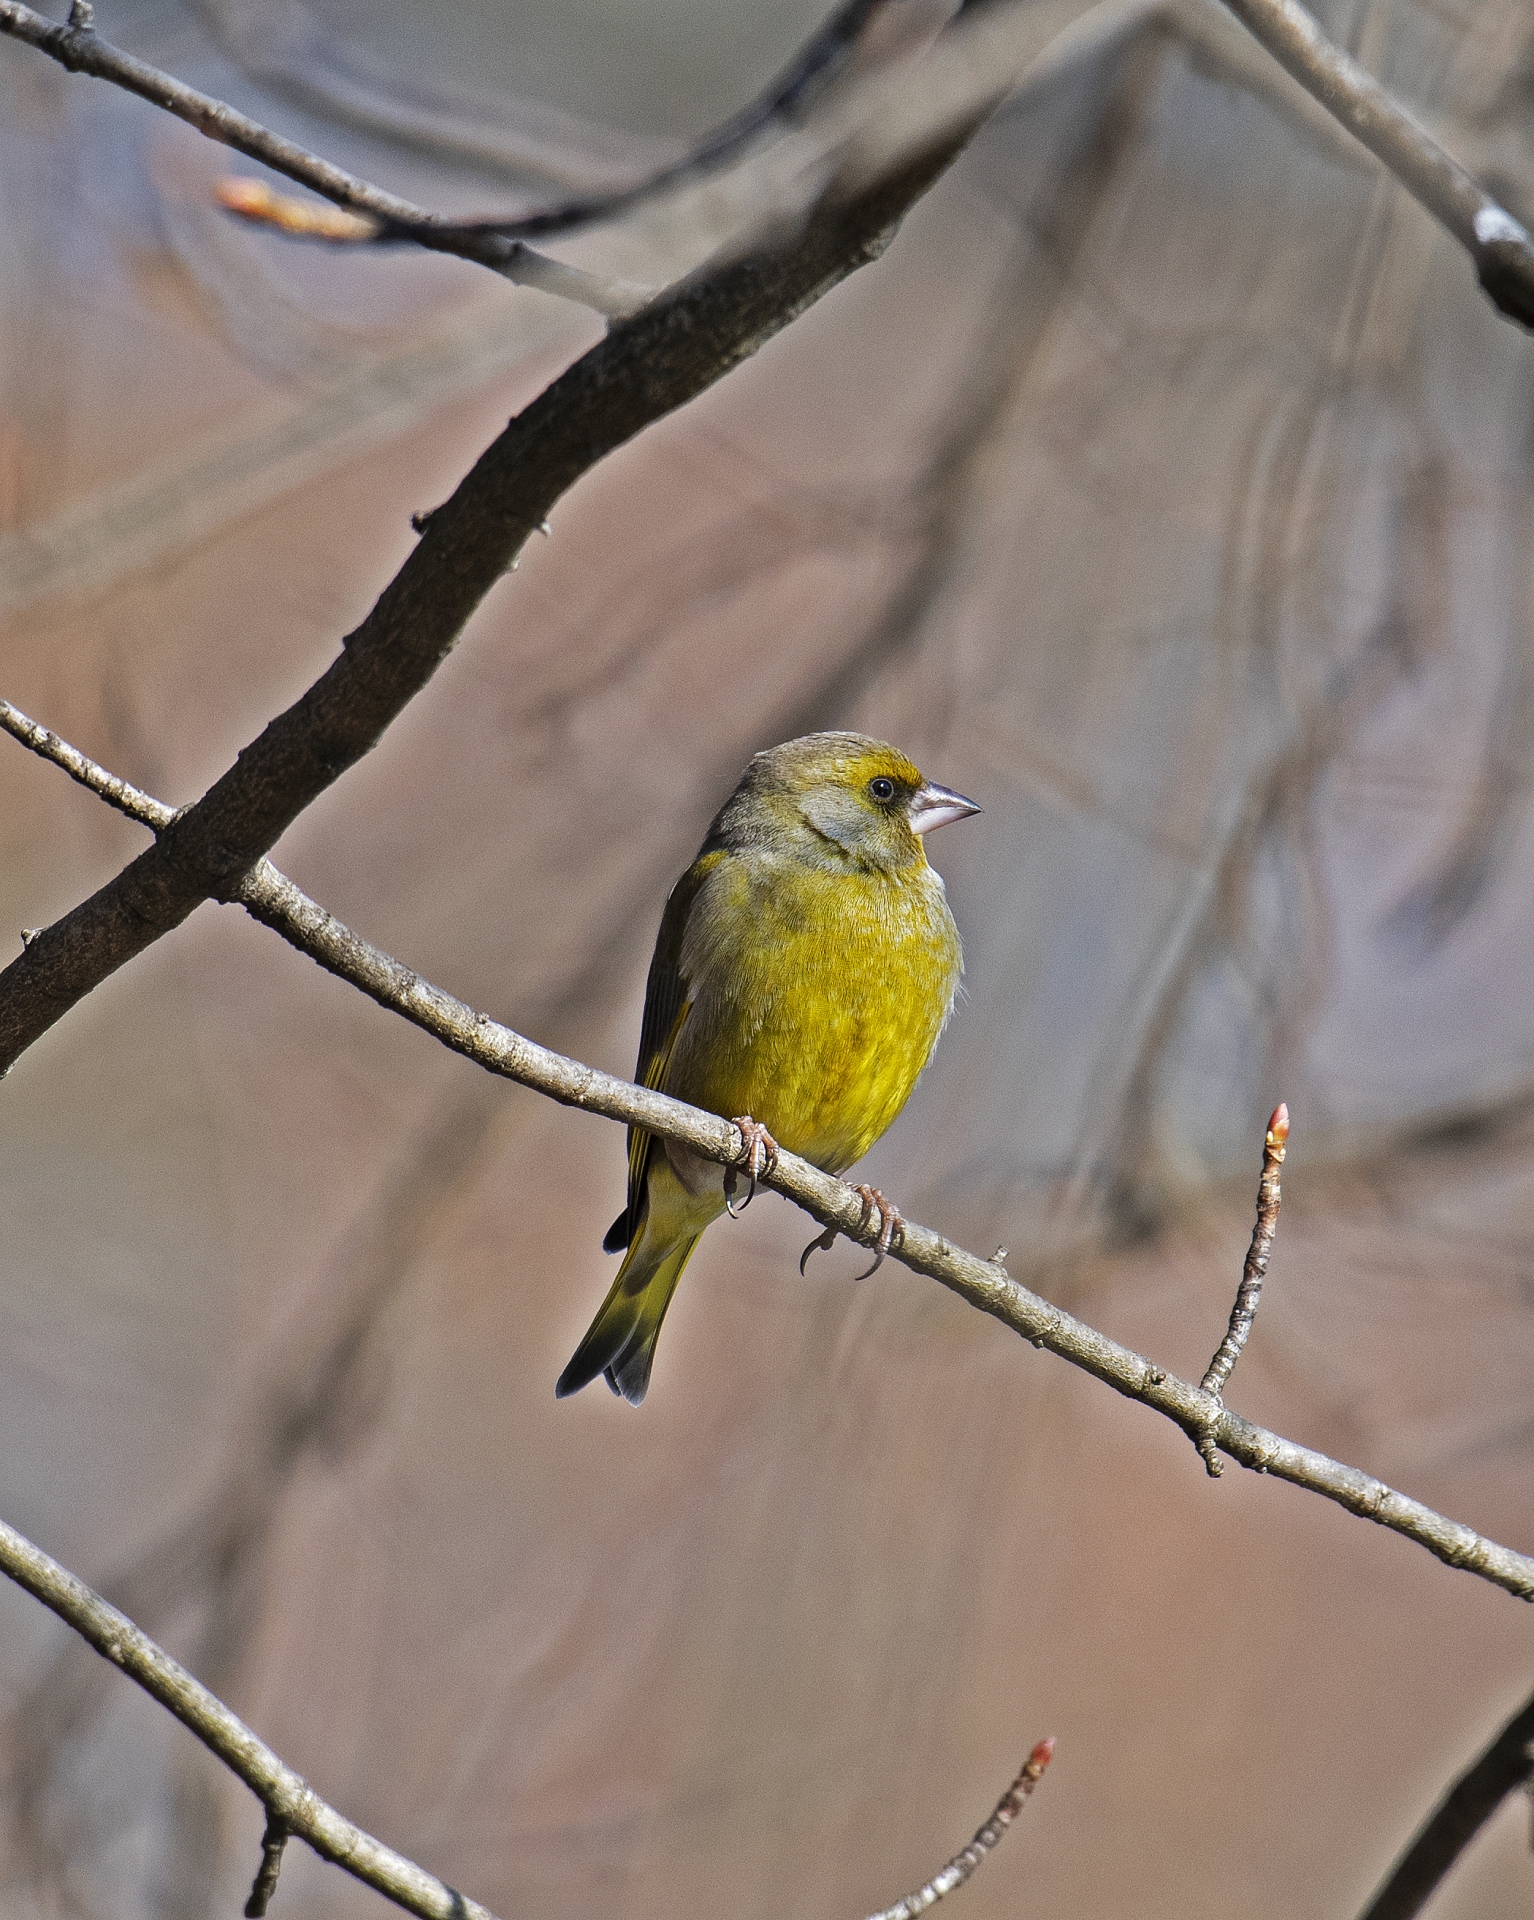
1;0;1533;1914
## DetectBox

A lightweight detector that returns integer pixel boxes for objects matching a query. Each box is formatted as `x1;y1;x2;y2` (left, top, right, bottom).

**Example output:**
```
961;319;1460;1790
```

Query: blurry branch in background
5;701;1534;1607
0;1510;500;1920
1194;1103;1288;1476
195;0;906;230
1357;1688;1534;1920
863;1738;1056;1920
12;0;1534;334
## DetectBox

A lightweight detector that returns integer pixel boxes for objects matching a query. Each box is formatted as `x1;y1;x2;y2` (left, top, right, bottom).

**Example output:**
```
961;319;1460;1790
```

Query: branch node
67;1;94;31
19;928;42;949
244;1812;289;1917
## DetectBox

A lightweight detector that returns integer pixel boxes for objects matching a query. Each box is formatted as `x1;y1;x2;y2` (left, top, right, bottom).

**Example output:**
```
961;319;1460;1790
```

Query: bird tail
555;1219;704;1406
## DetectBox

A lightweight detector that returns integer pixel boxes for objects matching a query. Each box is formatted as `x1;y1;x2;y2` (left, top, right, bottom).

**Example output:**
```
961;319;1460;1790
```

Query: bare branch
864;1738;1056;1920
0;1509;500;1920
0;0;650;317
1216;0;1534;327
0;104;979;1077
1357;1689;1534;1920
1195;1101;1288;1476
5;707;1534;1605
244;1814;288;1919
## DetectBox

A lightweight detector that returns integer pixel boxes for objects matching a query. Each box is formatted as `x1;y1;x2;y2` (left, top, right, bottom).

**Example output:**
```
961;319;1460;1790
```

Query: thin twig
864;1738;1055;1920
1357;1688;1534;1920
1216;0;1534;326
4;706;1534;1605
1195;1101;1288;1476
0;0;650;318
0;1510;497;1920
244;1813;289;1919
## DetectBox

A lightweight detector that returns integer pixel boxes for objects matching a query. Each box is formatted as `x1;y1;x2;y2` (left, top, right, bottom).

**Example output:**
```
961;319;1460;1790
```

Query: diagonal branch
0;103;980;1077
5;703;1534;1607
0;0;649;315
864;1739;1055;1920
1217;0;1534;326
0;1507;498;1920
1357;1688;1534;1920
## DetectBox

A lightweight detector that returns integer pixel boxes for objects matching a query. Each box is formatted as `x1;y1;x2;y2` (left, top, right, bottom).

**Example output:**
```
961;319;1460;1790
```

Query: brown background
1;1;1533;1915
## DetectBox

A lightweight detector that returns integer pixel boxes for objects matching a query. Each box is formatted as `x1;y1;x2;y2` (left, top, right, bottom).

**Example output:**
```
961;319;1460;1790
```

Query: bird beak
908;781;981;836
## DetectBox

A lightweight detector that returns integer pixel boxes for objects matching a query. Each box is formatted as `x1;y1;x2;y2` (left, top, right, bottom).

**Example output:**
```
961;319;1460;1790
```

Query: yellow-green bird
556;731;979;1405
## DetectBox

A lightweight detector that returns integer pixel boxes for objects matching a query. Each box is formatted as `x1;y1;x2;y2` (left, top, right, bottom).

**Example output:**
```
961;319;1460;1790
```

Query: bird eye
868;777;896;803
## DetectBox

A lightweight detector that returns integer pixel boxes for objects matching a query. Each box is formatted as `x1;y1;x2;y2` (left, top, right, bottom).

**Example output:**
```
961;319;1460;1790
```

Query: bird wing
603;851;722;1251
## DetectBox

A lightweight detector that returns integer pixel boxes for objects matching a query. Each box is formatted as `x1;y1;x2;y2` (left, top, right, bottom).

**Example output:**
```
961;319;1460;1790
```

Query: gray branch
6;700;1534;1608
864;1739;1055;1920
0;0;648;315
0;1506;499;1920
1217;0;1534;326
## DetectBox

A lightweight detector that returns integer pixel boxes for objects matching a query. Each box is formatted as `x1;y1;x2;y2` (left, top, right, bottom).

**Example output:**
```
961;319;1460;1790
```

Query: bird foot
798;1184;905;1279
724;1115;779;1217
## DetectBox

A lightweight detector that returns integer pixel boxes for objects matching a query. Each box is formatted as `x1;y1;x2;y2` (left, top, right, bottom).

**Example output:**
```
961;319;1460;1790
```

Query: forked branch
0;1507;498;1920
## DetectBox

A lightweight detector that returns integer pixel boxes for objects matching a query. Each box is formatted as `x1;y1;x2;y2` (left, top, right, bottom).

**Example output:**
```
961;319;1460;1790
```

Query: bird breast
668;849;963;1174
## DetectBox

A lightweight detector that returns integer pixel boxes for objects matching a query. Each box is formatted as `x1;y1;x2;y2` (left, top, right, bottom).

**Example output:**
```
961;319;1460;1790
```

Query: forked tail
555;1229;703;1406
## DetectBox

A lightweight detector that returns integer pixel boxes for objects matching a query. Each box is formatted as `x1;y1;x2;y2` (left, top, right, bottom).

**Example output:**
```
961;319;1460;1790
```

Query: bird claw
798;1184;905;1278
848;1185;905;1279
724;1115;779;1218
799;1224;838;1275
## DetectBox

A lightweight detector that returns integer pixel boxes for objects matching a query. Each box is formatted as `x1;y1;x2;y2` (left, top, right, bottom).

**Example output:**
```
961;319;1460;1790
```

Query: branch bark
0;1507;498;1920
5;702;1533;1606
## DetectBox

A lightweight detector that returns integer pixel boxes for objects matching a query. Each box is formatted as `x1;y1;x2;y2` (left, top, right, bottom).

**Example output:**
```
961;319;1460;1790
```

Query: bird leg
724;1115;779;1218
798;1184;906;1278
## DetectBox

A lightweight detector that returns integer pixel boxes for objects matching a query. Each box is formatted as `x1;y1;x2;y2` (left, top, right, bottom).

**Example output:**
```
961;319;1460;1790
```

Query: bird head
714;732;980;873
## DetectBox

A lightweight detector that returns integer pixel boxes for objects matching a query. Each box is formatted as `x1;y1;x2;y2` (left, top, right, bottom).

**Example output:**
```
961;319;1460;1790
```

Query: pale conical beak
908;781;982;835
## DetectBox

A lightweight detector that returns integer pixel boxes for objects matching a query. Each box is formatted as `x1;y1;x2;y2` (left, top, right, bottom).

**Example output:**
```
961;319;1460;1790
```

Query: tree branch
1194;1101;1287;1476
6;702;1534;1606
863;1738;1055;1920
0;0;652;315
0;1505;500;1920
1216;0;1534;326
0;98;979;1077
1357;1688;1534;1920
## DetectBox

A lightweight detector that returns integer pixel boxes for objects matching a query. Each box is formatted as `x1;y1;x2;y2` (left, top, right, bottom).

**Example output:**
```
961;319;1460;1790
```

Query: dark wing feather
602;851;722;1251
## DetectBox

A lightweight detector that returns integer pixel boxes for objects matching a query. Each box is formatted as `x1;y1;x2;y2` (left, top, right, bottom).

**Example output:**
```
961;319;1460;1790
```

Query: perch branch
1357;1687;1534;1920
1216;0;1534;326
5;705;1534;1607
1194;1101;1287;1476
0;1507;499;1920
864;1738;1055;1920
0;91;981;1076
